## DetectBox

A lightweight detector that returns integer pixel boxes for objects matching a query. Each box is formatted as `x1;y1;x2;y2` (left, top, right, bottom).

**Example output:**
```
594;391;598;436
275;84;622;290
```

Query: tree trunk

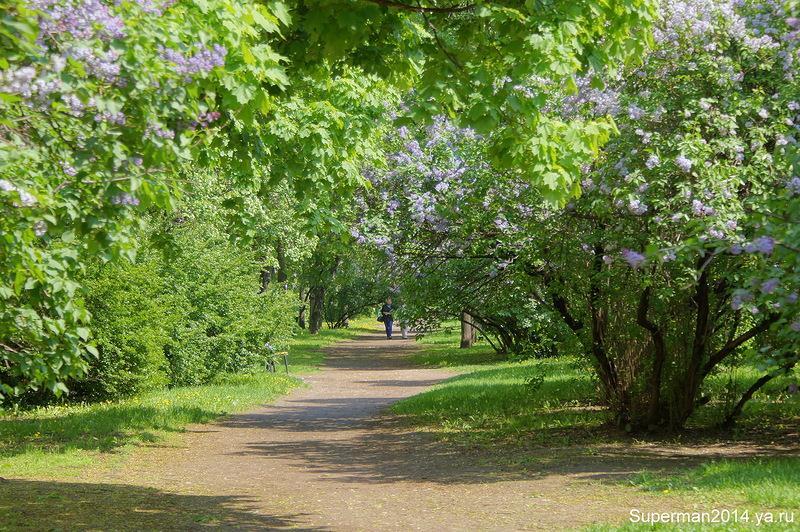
297;288;307;329
309;285;324;334
276;241;288;285
260;267;275;292
460;311;477;348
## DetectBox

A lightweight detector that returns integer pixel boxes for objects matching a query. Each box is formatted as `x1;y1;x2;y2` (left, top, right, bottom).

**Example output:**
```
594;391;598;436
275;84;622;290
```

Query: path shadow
0;478;319;531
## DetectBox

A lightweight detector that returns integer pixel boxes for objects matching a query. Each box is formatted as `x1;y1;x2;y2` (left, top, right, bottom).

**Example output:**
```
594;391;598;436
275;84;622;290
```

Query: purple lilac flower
676;154;693;172
61;162;77;176
628;104;646;120
159;44;227;79
691;199;715;216
31;0;126;41
621;248;646;269
645;154;660;169
745;236;775;255
146;124;174;139
628;199;648;215
33;220;47;237
111;193;139;206
94;110;125;125
62;94;84;116
191;111;221;129
760;278;780;294
68;46;121;82
662;249;677;262
0;179;37;206
731;290;753;311
787;177;800;195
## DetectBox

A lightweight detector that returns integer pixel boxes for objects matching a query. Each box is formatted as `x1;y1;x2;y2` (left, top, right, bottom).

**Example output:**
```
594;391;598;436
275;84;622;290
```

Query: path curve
105;329;685;530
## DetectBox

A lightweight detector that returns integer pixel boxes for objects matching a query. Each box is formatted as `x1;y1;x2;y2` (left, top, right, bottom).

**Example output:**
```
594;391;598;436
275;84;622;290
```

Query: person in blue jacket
380;297;394;339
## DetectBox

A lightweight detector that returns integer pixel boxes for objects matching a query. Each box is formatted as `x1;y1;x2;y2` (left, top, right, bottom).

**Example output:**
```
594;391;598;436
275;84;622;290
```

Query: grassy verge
632;457;800;509
0;319;372;479
583;458;800;531
394;326;606;446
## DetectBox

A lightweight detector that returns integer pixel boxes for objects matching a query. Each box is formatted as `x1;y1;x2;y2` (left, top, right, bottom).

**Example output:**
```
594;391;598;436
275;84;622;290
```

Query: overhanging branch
362;0;475;13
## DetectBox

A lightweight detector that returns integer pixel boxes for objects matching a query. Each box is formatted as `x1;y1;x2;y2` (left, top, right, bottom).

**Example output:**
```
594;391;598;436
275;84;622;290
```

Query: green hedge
71;222;295;400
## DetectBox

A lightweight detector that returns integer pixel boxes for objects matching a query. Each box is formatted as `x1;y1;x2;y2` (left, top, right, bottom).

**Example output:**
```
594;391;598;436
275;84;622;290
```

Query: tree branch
363;0;475;13
721;361;796;428
701;314;780;378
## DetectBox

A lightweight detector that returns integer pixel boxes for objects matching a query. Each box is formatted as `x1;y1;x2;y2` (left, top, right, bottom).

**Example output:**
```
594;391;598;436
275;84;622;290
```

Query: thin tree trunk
297;287;307;329
309;285;324;334
460;311;477;348
636;286;668;428
260;267;274;292
276;241;288;284
722;362;795;428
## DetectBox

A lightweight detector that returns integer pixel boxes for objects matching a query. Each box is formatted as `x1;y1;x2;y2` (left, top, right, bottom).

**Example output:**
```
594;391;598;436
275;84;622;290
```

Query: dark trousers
384;318;393;338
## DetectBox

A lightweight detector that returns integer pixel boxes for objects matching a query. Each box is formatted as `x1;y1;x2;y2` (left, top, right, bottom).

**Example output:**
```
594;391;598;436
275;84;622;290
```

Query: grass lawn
396;325;800;526
0;319;372;480
395;325;606;446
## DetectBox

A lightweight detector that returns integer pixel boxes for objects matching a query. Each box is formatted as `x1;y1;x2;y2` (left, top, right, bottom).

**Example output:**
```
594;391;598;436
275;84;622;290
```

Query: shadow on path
0;479;318;531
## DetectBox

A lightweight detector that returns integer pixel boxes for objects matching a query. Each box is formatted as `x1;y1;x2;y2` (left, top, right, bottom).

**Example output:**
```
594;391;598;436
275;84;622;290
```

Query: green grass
287;316;374;372
408;322;505;369
394;326;606;446
0;372;298;478
0;319;371;479
588;458;800;531
632;457;800;509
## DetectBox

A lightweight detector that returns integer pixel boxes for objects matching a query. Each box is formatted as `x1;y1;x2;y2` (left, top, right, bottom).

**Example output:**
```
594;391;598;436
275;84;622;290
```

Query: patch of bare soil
65;331;794;530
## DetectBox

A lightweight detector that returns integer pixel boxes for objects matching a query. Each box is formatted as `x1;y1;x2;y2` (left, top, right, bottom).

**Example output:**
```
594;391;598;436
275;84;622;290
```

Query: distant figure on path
380;297;394;339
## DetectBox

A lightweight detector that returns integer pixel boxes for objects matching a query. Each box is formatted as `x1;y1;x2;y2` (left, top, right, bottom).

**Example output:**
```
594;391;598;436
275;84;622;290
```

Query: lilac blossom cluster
560;75;622;117
30;0;126;42
0;65;62;104
191;111;222;129
111;192;139;206
159;44;227;79
0;179;37;207
133;0;176;15
94;110;126;125
145;123;174;139
69;46;121;82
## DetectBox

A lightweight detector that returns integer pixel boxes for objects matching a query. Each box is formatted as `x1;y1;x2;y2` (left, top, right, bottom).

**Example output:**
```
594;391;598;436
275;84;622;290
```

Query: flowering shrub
355;0;800;430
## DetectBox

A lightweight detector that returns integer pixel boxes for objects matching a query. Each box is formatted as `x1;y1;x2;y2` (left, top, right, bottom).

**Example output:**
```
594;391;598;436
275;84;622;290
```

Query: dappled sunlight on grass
395;350;605;446
632;457;800;509
0;321;372;478
0;372;298;477
409;323;507;369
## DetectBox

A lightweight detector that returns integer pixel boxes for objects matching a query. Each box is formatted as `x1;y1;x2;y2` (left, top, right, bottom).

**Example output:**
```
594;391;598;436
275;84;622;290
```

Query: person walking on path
380;297;394;339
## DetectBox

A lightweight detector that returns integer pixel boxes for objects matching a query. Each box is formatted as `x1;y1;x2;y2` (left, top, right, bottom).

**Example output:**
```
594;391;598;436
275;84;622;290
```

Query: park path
103;329;688;530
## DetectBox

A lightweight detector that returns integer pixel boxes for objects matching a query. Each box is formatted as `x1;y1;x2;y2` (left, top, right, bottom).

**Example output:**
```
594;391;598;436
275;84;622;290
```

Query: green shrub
73;218;297;399
75;255;177;399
